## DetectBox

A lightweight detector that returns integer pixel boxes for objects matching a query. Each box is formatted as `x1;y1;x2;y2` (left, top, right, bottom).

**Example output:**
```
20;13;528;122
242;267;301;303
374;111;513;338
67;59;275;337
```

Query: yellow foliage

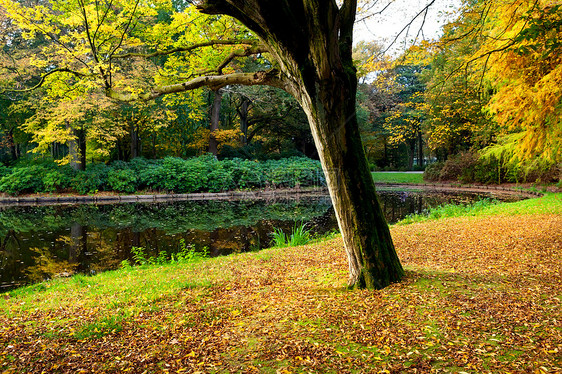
473;0;562;161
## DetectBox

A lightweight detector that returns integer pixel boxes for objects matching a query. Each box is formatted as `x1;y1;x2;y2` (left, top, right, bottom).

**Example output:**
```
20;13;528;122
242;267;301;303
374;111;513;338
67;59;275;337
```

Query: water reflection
0;190;516;290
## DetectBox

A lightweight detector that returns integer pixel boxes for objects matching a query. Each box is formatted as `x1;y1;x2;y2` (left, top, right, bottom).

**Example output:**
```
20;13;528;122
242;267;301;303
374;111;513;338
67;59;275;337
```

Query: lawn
1;194;561;373
372;171;425;184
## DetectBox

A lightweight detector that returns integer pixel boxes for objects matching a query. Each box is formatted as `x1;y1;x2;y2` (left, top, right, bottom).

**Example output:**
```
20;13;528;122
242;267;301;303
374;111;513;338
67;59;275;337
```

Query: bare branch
0;68;88;94
380;0;437;55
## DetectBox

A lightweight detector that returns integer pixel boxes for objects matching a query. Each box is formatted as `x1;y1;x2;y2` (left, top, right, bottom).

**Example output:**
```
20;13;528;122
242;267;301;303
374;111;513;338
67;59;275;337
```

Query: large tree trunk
199;0;404;288
303;80;404;288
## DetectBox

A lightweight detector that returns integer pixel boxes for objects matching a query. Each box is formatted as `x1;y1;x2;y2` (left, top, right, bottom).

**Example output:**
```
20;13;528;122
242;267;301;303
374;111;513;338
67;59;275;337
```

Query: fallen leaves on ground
1;214;561;373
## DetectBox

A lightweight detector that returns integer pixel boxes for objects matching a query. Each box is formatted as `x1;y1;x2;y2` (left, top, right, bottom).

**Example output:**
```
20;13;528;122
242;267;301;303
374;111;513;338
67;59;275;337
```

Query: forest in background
0;0;560;191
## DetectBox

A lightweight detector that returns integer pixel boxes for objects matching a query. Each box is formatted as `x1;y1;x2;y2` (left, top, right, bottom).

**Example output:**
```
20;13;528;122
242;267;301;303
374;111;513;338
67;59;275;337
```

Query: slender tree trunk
7;129;17;161
209;89;222;155
130;122;140;159
67;123;85;171
408;140;415;170
77;128;86;169
417;129;424;167
237;97;251;145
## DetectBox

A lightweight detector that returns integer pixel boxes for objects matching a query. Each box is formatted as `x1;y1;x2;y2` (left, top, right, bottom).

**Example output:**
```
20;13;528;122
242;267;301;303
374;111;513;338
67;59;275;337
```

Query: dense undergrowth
0;156;325;195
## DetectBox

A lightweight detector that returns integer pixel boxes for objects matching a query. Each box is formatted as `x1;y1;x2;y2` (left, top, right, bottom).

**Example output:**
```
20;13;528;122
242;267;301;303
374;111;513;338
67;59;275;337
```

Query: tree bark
209;89;222;155
67;123;85;171
237;97;251;145
130;122;140;159
199;0;404;288
417;129;424;167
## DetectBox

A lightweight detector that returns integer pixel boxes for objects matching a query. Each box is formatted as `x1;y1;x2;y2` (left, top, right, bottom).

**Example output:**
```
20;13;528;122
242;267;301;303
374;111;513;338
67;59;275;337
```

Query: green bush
0;156;325;195
206;164;235;192
43;166;75;192
0;165;10;180
71;164;109;194
107;168;137;193
232;160;265;189
0;165;46;195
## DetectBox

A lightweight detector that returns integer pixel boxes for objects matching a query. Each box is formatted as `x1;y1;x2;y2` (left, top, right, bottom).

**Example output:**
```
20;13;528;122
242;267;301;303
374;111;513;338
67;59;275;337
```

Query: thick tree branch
106;69;286;101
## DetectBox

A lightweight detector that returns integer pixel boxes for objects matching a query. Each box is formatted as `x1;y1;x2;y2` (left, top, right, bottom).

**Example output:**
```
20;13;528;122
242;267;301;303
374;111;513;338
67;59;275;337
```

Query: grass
1;193;561;373
371;171;425;184
398;192;562;224
271;222;312;247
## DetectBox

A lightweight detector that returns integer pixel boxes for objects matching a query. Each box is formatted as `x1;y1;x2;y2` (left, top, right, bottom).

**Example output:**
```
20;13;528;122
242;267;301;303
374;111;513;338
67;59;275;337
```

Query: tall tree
1;0;407;288
192;0;404;288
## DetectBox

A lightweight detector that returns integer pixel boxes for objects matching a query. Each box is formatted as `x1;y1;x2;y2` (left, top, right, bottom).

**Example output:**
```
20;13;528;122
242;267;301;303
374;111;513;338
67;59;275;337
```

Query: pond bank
0;182;541;207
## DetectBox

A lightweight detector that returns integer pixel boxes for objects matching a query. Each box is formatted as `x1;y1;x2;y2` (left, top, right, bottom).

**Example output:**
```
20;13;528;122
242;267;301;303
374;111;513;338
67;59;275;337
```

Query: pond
0;189;524;290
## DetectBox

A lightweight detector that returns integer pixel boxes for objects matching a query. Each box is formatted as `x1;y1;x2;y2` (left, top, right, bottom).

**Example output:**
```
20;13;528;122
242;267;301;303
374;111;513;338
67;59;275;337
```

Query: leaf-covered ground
1;213;561;373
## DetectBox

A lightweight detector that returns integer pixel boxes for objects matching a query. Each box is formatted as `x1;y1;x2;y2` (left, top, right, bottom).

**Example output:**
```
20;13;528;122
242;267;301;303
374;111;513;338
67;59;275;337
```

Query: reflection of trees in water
0;198;333;288
0;192;496;289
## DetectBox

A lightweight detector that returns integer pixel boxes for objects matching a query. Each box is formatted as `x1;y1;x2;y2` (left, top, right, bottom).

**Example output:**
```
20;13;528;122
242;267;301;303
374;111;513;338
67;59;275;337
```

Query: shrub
206;165;235;192
71;164;109;194
473;155;503;184
43;166;75;192
438;154;465;181
423;162;444;182
107;168;137;193
0;156;326;195
0;165;46;195
232;159;265;189
0;165;10;180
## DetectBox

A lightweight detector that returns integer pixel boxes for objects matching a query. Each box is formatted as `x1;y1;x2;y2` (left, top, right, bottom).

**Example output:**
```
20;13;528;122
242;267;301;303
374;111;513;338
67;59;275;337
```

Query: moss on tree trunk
199;0;404;288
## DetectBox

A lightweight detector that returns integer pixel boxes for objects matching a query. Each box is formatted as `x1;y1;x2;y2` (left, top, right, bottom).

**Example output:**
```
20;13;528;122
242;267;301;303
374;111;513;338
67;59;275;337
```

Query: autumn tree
1;0;411;288
383;64;427;169
424;0;561;166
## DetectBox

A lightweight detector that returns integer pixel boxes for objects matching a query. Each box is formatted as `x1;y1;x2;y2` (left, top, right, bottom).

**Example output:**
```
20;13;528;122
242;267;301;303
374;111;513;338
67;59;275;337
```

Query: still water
0;190;518;290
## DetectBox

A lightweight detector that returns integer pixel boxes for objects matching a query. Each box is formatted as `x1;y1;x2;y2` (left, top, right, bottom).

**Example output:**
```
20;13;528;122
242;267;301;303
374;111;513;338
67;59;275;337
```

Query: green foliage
424;151;560;185
171;239;209;264
130;246;151;266
71;164;110;194
0;165;46;195
271;222;312;248
423;162;444;182
128;241;208;268
0;156;324;195
43;166;75;193
107;168;137;193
